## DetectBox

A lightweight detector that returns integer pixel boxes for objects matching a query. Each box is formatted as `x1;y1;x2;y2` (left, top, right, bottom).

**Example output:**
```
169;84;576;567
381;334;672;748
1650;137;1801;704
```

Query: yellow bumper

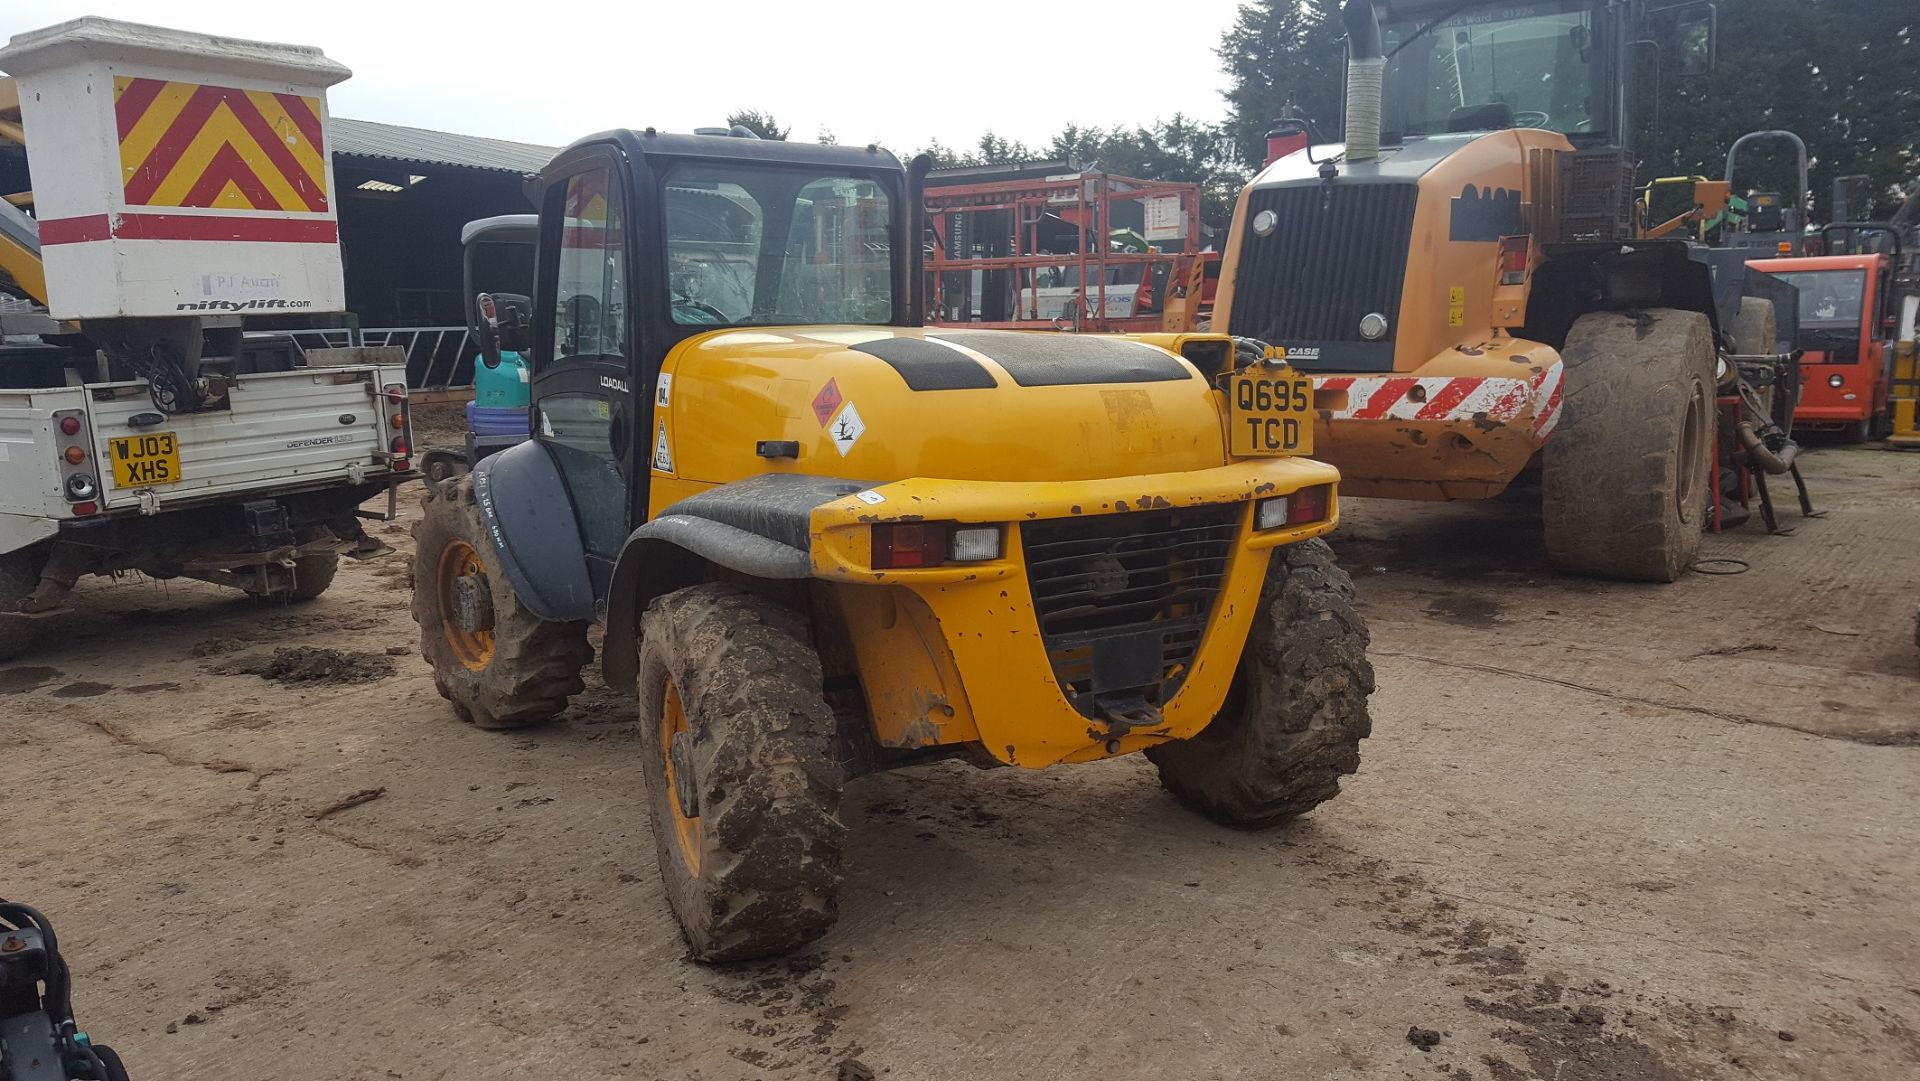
810;456;1340;768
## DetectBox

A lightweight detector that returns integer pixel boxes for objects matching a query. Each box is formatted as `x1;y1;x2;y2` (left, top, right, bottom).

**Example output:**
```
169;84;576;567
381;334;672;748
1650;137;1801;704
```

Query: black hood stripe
930;331;1192;387
851;337;999;390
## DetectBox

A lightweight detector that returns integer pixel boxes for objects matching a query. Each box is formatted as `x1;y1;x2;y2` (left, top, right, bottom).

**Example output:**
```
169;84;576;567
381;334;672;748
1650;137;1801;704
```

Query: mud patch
50;681;113;698
215;647;396;686
1470;993;1685;1081
0;666;62;694
191;637;249;658
123;682;182;693
1425;593;1507;628
710;953;861;1072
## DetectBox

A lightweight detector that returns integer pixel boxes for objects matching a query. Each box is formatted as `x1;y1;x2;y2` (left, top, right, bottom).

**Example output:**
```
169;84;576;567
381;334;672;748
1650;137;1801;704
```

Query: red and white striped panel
1316;362;1563;438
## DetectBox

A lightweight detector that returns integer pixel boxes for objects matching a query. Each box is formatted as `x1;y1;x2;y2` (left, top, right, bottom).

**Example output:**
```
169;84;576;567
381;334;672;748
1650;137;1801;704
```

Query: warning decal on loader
114;77;329;213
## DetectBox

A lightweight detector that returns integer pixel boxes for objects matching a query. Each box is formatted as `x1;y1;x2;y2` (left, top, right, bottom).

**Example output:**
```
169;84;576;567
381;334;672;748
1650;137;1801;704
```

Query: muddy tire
1145;539;1373;829
1542;308;1715;582
1728;296;1776;356
636;583;846;963
0;546;44;661
411;476;591;729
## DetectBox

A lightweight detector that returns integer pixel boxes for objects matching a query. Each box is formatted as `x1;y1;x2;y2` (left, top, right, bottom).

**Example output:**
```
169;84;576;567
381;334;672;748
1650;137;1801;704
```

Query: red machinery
1749;250;1898;441
922;163;1214;333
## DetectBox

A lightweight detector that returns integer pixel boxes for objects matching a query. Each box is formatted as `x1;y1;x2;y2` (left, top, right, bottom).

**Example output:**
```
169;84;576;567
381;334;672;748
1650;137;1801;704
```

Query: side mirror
1674;3;1716;77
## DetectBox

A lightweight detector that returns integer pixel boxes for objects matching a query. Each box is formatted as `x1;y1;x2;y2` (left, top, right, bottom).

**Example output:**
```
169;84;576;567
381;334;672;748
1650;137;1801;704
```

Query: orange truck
1747;251;1898;441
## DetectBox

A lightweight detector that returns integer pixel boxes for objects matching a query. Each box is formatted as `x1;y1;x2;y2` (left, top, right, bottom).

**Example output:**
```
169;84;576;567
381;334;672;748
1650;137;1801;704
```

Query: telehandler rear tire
1542;308;1715;582
1146;539;1373;829
412;476;592;729
636;583;846;963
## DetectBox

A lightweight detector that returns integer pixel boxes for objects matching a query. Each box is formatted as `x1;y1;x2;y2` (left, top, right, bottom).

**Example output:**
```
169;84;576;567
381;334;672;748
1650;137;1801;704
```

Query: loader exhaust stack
1342;0;1385;162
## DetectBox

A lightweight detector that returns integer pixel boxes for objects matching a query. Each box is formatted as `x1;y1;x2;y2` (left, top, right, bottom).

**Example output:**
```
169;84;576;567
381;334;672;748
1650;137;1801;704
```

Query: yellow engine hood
655;327;1232;491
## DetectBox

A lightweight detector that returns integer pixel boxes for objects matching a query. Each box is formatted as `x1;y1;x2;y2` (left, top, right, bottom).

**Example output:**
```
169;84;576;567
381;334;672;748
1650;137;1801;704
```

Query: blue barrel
467;402;530;439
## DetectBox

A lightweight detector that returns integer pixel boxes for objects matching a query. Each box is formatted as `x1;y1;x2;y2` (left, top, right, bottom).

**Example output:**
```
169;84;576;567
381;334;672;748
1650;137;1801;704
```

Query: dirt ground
3;442;1916;1081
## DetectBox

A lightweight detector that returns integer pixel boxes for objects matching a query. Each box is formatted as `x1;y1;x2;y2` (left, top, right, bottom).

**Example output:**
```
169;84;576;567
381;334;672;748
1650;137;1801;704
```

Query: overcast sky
7;0;1252;153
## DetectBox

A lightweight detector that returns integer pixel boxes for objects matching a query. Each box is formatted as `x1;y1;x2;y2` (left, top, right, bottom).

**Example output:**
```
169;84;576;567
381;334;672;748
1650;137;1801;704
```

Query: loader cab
1376;0;1714;152
523;131;915;596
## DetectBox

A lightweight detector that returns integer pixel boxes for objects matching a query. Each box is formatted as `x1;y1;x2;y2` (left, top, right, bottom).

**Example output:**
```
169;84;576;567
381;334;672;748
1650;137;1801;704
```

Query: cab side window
551;168;628;363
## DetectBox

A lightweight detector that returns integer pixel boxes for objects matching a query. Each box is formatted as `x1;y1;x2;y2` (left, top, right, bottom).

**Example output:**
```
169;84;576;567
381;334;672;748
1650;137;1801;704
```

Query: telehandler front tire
636;583;847;963
1146;539;1373;829
412;476;592;729
1543;308;1715;582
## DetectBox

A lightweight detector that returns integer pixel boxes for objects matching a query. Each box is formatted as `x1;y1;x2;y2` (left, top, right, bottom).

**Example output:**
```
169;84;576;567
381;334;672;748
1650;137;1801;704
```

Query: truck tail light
1498;235;1529;286
59;416;82;436
381;383;413;469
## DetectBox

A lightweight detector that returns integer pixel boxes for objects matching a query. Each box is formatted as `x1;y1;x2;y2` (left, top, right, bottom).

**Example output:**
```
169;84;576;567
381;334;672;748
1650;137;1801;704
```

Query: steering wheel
1512;110;1551;129
672;299;731;324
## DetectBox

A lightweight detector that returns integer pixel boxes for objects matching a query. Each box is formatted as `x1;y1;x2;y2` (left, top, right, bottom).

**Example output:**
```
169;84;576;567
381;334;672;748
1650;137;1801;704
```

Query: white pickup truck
0;312;415;657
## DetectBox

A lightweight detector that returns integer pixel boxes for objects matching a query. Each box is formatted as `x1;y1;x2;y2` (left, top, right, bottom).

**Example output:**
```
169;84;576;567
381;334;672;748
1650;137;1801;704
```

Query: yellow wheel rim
436;538;495;671
660;679;703;875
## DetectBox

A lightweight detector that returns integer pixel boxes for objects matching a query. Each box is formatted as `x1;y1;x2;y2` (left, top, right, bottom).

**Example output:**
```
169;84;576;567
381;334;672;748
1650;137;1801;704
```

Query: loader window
1382;0;1599;139
1770;270;1866;327
551;168;628;363
665;164;893;326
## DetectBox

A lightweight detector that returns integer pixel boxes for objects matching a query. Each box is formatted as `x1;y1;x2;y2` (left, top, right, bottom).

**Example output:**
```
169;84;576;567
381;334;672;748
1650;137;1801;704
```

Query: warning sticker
1447;285;1466;328
655;372;673;407
855;490;885;505
652;420;673;473
811;379;843;426
828;402;865;457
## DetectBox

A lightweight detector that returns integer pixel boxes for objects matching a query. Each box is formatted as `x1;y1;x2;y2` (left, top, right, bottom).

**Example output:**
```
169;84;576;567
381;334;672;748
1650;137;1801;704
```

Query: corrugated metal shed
331;117;558;175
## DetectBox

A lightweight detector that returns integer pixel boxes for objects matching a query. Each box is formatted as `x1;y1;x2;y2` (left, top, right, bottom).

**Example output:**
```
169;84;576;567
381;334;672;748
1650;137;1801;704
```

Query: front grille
1226;183;1418;372
1021;504;1242;717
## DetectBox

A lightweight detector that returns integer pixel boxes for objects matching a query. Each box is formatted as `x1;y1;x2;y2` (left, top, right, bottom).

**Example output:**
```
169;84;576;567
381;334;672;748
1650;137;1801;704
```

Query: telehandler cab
412;130;1374;961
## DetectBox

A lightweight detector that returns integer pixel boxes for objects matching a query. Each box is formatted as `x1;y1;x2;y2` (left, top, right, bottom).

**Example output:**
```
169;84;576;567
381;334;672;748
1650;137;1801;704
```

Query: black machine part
0;901;128;1081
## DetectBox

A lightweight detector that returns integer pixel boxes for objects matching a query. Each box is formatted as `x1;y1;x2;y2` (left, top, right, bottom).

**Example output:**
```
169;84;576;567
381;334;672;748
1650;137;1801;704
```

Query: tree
725;109;788;141
1217;0;1346;169
1050;117;1248;231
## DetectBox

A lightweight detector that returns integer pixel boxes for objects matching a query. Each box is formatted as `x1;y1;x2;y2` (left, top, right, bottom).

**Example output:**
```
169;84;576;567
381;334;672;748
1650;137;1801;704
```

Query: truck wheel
412;476;591;729
636;583;846;963
1146;539;1374;829
0;547;43;661
1543;308;1715;582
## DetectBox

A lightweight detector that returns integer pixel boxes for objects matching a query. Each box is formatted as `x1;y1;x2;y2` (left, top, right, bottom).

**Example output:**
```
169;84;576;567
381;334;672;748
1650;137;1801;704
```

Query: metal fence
286;326;475;390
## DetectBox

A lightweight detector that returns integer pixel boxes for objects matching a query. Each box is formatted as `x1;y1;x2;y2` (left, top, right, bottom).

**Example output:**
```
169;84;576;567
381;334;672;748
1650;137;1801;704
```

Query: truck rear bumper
1306;355;1563;500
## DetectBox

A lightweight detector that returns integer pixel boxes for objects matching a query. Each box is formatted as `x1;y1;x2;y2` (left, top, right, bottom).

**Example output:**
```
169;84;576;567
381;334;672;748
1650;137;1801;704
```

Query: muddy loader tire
1146;539;1374;829
0;547;44;661
412;476;591;729
1542;309;1715;582
636;583;846;963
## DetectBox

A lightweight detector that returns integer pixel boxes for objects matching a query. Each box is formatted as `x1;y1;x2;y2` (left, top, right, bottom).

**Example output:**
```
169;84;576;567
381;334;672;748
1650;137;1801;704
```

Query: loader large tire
1543;308;1715;582
1146;539;1374;829
0;546;44;661
412;476;591;729
636;583;846;963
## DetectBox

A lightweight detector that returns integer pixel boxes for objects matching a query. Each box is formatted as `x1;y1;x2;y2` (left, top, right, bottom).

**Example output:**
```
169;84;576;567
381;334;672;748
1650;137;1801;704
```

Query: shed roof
330;117;557;175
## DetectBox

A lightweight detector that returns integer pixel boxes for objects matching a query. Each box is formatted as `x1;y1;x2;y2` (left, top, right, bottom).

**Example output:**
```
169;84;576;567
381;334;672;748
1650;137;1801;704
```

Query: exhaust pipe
1736;420;1798;475
1342;0;1385;161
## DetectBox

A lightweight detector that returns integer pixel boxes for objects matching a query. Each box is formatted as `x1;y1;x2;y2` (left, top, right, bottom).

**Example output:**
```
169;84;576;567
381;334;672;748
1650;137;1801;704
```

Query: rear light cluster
870;522;1002;569
52;408;98;515
1497;235;1529;286
1255;484;1331;530
381;383;413;470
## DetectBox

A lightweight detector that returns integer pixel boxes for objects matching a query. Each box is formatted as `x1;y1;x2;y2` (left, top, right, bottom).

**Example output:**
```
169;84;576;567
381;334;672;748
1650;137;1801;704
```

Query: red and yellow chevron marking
114;77;328;213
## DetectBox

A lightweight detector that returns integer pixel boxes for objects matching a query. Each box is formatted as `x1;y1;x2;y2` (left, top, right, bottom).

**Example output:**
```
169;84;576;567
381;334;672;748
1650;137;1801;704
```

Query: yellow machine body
1215;130;1575;500
643;327;1338;768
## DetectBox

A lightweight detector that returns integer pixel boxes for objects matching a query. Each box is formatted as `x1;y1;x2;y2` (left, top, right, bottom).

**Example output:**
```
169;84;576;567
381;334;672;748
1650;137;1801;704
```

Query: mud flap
471;439;595;622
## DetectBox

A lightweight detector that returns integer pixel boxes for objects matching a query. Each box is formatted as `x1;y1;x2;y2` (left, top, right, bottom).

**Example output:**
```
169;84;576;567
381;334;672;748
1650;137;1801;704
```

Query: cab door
530;151;639;596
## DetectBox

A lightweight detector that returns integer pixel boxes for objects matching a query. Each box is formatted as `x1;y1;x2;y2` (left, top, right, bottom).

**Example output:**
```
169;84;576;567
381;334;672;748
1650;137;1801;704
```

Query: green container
474;349;530;409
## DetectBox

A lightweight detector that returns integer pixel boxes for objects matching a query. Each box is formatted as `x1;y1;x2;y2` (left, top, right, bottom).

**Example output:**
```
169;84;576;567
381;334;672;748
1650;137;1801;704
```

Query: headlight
64;472;98;500
1359;312;1389;340
950;525;1001;562
1256;485;1332;530
1252;209;1278;237
1828;373;1844;388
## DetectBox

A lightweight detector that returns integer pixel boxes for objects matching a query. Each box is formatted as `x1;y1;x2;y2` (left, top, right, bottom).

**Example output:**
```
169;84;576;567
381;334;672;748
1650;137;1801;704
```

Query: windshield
1382;0;1599;138
1770;270;1866;326
664;164;894;326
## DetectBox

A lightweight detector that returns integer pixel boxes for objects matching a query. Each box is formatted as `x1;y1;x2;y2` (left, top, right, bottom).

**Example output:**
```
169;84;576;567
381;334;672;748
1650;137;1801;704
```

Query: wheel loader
412;129;1374;962
1218;0;1765;582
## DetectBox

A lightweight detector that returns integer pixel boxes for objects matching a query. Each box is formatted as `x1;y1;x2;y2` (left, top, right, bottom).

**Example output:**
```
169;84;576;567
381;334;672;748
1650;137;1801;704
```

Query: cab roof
558;129;905;174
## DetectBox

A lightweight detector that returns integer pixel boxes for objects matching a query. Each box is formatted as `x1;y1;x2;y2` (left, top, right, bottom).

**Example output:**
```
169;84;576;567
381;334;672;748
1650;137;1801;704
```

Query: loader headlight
1256;484;1332;530
1359;312;1389;340
869;522;1002;569
65;472;98;501
1828;373;1844;388
1252;209;1278;237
